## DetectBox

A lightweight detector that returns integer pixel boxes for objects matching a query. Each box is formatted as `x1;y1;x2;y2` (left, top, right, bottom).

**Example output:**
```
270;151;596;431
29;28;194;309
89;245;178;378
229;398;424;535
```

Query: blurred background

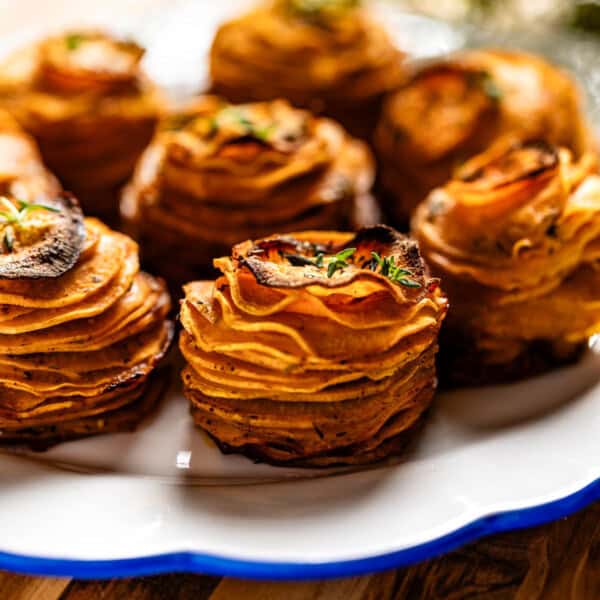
400;0;600;32
4;0;600;112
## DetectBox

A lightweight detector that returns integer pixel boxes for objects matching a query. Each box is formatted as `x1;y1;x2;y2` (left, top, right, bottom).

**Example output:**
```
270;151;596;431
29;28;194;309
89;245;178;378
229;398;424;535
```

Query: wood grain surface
1;500;598;600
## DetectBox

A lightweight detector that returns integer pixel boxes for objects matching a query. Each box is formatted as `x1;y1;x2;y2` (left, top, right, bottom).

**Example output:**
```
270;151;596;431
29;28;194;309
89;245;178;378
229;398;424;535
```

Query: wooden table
1;500;598;600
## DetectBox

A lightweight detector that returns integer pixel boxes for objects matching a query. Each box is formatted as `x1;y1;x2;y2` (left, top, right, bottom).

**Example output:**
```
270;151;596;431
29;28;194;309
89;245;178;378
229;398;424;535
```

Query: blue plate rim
0;476;598;581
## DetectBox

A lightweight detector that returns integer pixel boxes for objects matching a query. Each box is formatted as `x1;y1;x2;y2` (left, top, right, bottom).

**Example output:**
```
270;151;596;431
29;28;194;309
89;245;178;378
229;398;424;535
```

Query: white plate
0;1;599;580
1;342;599;579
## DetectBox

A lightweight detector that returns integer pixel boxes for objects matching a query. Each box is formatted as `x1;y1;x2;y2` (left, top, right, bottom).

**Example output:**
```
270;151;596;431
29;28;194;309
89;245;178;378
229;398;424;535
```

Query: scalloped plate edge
0;476;598;581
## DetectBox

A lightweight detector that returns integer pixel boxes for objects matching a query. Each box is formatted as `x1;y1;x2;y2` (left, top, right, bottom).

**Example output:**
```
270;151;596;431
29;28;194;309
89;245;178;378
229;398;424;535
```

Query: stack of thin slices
0;0;598;467
413;140;600;384
209;0;405;139
122;96;377;286
0;111;172;447
179;227;447;466
0;31;163;222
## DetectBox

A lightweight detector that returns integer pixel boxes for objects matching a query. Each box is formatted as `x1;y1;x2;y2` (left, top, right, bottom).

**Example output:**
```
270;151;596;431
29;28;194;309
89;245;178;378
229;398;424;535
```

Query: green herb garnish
288;0;360;20
212;107;279;143
254;123;276;142
467;71;503;102
481;74;502;101
326;247;356;278
0;197;60;253
65;34;85;51
283;250;325;269
370;251;421;288
0;197;59;223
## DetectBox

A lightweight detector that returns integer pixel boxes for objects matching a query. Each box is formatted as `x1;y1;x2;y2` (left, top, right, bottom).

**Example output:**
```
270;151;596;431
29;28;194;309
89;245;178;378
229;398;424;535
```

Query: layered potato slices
209;0;405;139
413;139;600;384
180;225;447;466
122;97;377;288
375;49;593;224
0;112;172;447
0;30;164;221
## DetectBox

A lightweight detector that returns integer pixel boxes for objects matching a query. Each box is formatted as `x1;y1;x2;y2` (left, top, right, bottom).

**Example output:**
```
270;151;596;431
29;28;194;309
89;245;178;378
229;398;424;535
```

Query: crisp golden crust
375;49;594;224
0;214;174;444
209;0;404;138
0;192;84;280
180;226;447;466
229;225;430;292
0;116;84;278
0;31;164;221
122;97;375;288
412;139;600;384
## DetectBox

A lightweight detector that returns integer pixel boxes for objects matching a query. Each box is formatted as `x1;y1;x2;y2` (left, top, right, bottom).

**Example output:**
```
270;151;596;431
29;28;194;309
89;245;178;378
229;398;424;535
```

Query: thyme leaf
254;123;276;141
398;277;422;288
65;34;85;51
284;246;356;277
283;253;318;267
283;251;325;269
326;247;356;278
17;199;60;218
289;0;360;20
0;197;59;230
334;247;356;262
216;107;278;143
370;251;421;288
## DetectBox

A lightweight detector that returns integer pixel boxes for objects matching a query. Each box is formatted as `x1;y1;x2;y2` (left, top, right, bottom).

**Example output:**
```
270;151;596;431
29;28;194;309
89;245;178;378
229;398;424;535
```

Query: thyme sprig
289;0;360;20
65;33;85;51
217;107;277;143
283;246;362;278
0;197;60;254
370;251;421;288
326;247;356;278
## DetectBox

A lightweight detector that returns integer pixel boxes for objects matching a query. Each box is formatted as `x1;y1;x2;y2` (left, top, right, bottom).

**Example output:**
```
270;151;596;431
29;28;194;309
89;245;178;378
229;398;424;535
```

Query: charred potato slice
0;191;84;279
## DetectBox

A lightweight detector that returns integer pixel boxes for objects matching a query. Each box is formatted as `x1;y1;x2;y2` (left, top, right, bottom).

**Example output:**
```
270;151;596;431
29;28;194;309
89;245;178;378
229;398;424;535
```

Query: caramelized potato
413;139;600;384
210;0;405;139
376;49;594;224
180;225;447;466
122;97;377;288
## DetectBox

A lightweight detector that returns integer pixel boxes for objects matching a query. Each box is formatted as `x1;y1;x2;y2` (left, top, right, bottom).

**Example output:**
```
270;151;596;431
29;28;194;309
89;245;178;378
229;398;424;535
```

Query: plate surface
0;0;599;580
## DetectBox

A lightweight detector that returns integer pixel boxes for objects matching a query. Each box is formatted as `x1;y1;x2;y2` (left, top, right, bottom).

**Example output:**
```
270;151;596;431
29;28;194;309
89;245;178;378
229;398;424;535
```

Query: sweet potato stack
375;49;593;225
122;97;376;287
180;225;448;466
413;139;600;384
0;113;172;447
0;30;163;222
209;0;405;139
